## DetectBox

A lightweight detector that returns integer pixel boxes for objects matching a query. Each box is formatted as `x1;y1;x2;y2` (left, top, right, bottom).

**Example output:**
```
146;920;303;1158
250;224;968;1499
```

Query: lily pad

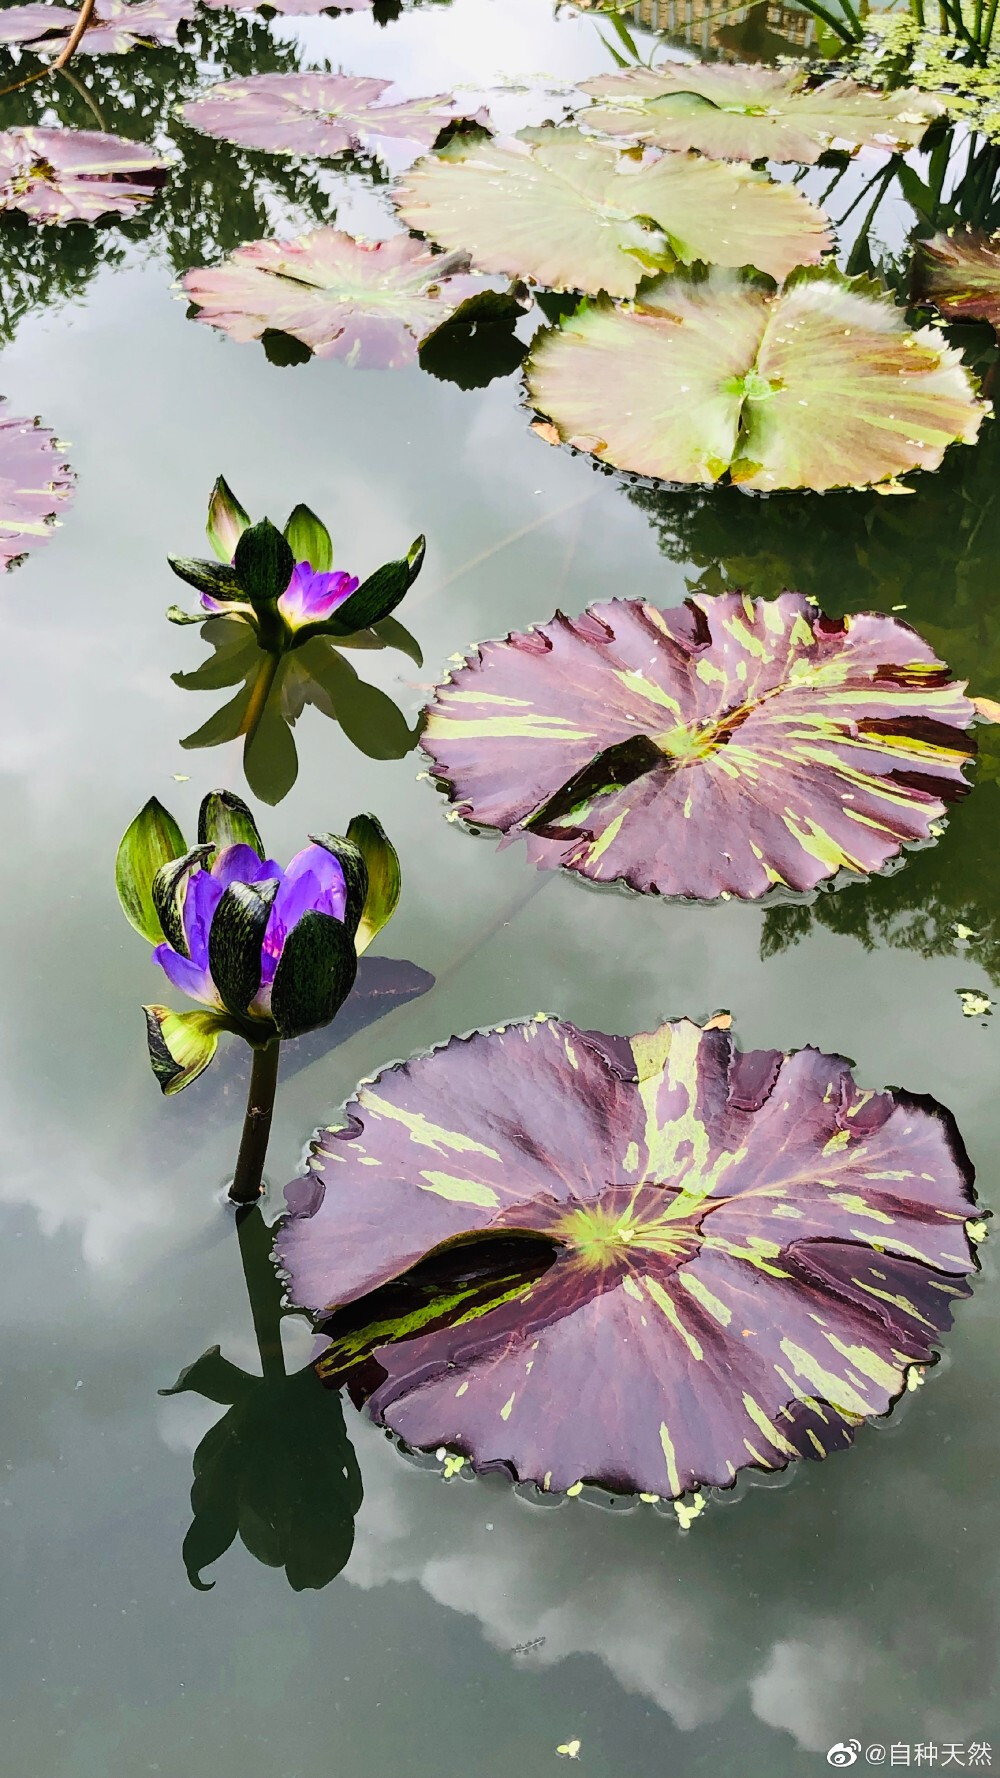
420;591;976;900
202;0;372;10
0;0;196;52
394;126;830;297
525;269;988;491
0;127;167;224
182;74;462;161
0;398;75;571
275;1013;980;1499
914;232;1000;333
576;63;940;165
182;228;486;368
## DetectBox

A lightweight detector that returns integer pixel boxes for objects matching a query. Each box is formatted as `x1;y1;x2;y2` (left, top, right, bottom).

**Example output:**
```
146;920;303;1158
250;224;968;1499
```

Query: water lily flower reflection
153;839;350;1017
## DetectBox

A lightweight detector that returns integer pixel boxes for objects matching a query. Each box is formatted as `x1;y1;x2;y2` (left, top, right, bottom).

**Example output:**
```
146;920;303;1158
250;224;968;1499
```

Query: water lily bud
207;476;251;564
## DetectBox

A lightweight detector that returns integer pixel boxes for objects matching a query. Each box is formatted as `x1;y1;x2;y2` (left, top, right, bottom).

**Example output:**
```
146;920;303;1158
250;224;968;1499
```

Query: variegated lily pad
0;0;196;53
394;126;830;296
182;74;460;161
0;127;167;224
0;398;75;571
915;231;1000;333
525;270;988;491
420;591;976;900
576;62;940;164
182;228;486;368
275;1013;980;1500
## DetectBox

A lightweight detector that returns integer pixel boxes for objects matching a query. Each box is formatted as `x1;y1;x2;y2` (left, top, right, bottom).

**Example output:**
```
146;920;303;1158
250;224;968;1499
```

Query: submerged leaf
576;63;940;165
525;270;988;491
276;1014;980;1498
395;127;830;297
914;231;1000;334
182;228;484;369
421;591;976;900
0;127;167;225
0;399;75;571
182;74;462;161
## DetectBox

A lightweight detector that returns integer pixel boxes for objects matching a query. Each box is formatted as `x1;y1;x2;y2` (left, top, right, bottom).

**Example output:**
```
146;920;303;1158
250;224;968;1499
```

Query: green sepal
270;910;358;1040
198;789;264;859
116;796;186;943
152;845;213;957
166;604;208;626
143;1004;228;1095
233;519;294;609
307;833;368;942
207;476;251;564
283;503;333;573
346;813;400;954
208;879;279;1018
167;556;245;601
320;535;426;636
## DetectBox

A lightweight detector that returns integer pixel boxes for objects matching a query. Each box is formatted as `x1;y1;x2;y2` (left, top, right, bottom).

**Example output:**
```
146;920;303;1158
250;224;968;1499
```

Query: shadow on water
161;1204;363;1592
627;405;1000;988
173;616;423;803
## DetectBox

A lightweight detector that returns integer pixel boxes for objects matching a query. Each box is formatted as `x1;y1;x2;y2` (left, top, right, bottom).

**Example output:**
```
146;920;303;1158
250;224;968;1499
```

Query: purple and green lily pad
576;62;940;165
525;268;988;491
182;74;463;162
0;126;167;224
0;398;75;571
420;591;976;900
275;1012;981;1500
0;0;196;53
202;0;372;11
914;231;1000;333
182;228;486;368
394;126;830;296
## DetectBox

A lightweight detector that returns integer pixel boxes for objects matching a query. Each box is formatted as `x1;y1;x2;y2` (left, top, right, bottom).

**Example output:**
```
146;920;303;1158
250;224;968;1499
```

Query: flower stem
240;649;281;755
53;0;96;69
229;1040;280;1206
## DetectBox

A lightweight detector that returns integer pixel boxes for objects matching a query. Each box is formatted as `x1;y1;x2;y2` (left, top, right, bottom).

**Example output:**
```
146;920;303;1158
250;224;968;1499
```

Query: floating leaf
420;591;976;900
182;74;461;161
202;0;371;11
0;127;167;225
394;127;830;297
914;231;1000;334
0;399;75;571
0;0;195;52
275;1014;980;1499
525;269;988;491
182;228;485;369
576;63;940;165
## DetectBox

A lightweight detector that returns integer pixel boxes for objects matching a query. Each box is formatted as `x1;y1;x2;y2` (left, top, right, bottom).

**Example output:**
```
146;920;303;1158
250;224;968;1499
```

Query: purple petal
211;843;284;890
277;561;359;630
152;942;220;1006
182;870;224;967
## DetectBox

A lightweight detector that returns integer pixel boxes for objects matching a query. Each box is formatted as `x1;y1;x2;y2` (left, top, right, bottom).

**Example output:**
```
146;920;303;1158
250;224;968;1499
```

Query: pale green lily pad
525;270;988;493
394;126;830;298
576;62;940;165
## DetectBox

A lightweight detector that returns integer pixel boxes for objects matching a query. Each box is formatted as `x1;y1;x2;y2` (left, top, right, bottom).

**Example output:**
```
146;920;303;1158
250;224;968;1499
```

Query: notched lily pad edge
274;1009;988;1520
416;601;983;909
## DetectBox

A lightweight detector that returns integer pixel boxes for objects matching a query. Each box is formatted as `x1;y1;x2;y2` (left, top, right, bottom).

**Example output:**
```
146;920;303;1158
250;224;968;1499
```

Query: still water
1;1;998;1773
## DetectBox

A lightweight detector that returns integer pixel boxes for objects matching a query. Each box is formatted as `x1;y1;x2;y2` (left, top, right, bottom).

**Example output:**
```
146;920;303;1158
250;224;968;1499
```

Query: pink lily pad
420;591;976;901
202;0;372;11
0;398;75;572
0;127;167;224
182;74;461;162
0;0;196;54
275;1013;981;1499
182;228;486;369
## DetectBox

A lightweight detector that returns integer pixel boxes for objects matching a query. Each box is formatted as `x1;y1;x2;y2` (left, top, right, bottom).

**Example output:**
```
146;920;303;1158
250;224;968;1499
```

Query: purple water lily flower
197;558;360;629
277;560;360;630
152;840;348;1017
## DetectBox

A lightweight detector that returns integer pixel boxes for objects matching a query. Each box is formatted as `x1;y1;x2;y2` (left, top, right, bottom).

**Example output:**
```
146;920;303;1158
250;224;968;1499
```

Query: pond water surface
2;1;999;1774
